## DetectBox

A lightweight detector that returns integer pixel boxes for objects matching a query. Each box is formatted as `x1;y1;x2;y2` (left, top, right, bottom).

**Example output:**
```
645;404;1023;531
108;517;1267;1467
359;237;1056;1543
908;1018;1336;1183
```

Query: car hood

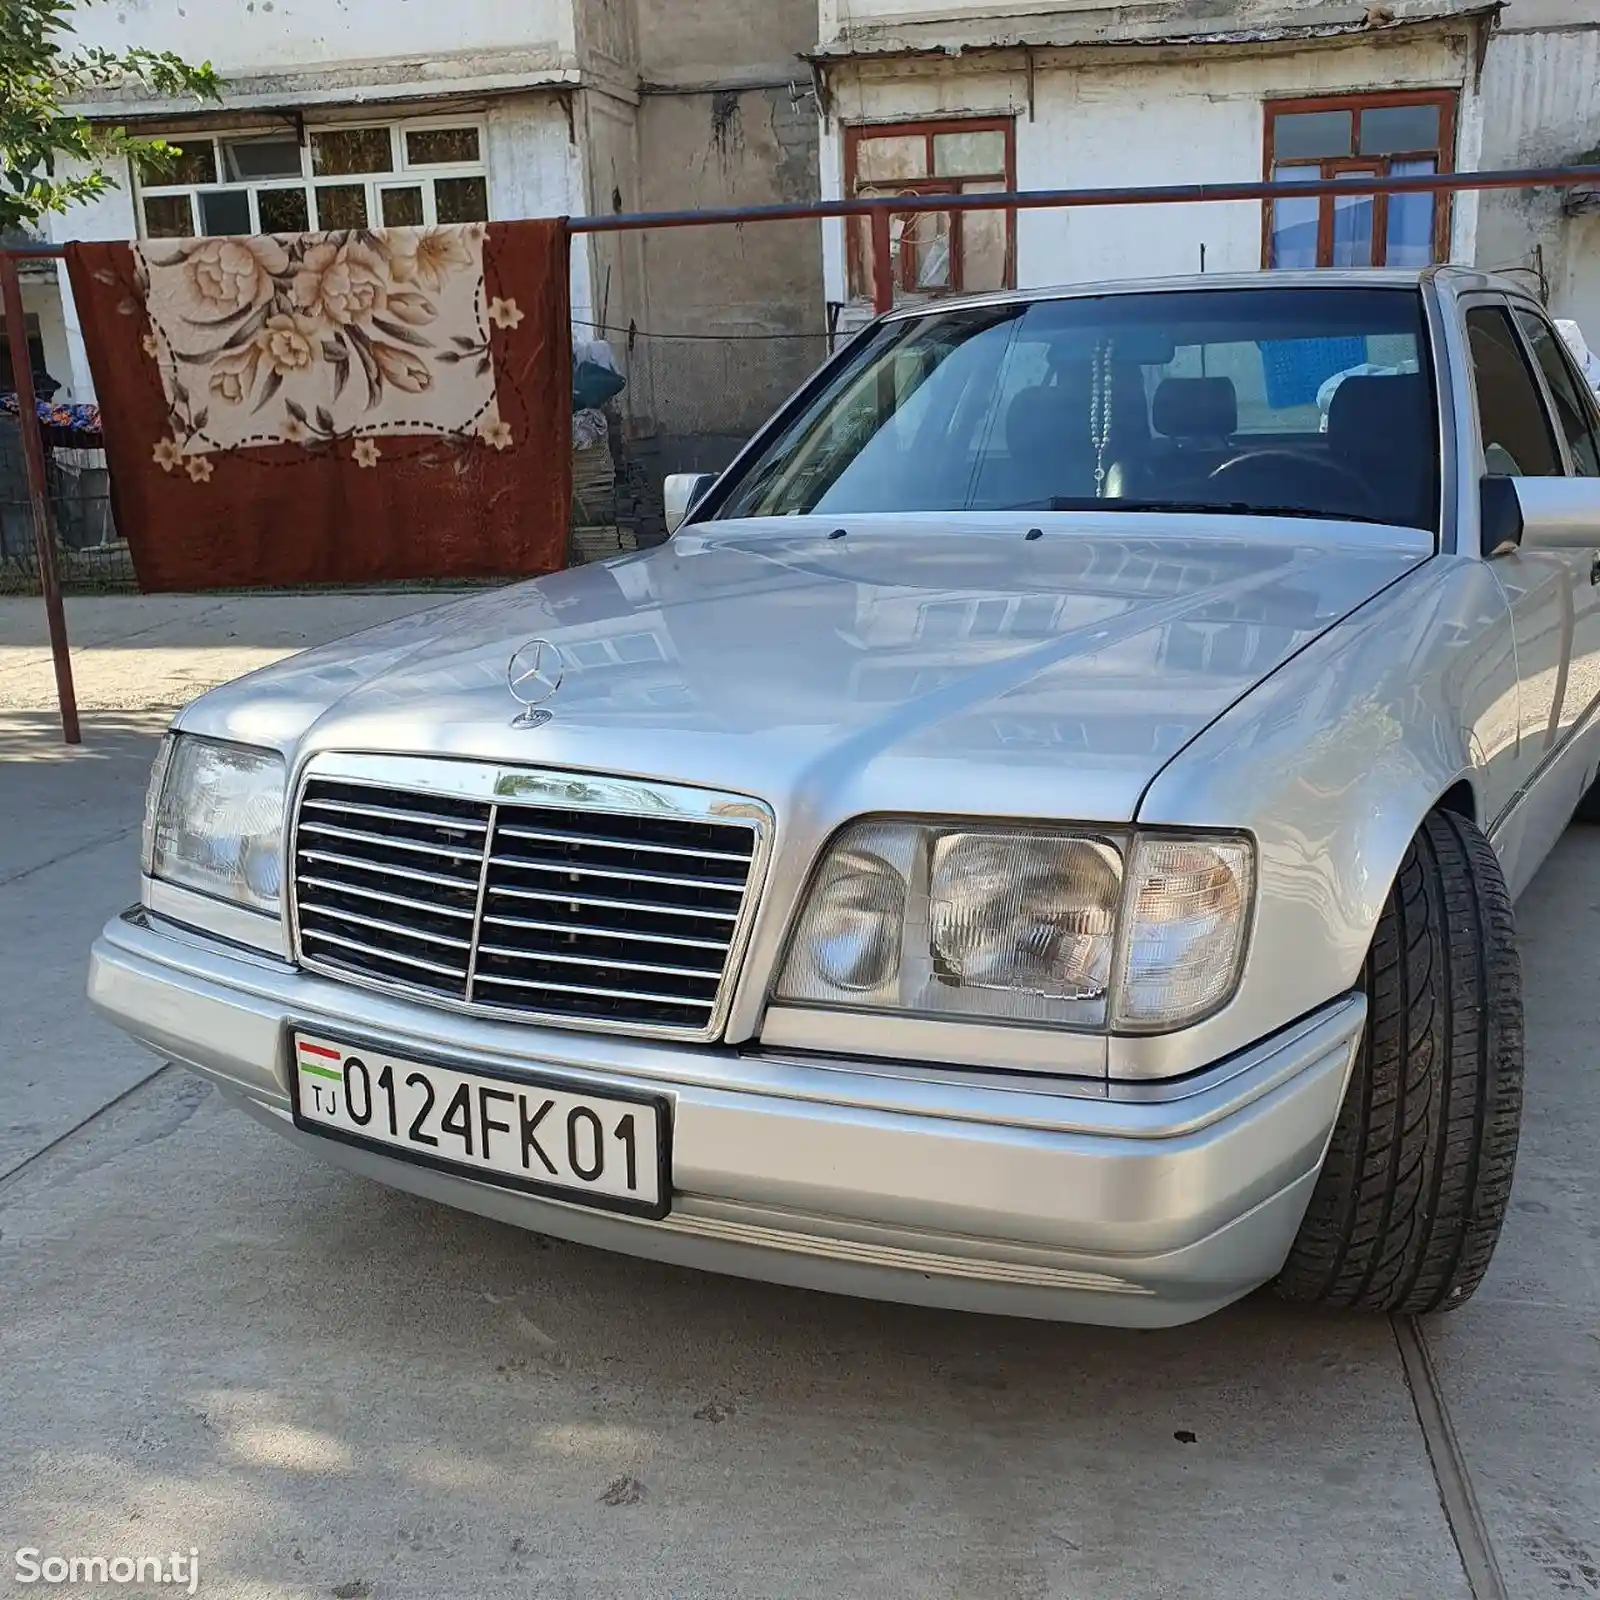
183;513;1431;825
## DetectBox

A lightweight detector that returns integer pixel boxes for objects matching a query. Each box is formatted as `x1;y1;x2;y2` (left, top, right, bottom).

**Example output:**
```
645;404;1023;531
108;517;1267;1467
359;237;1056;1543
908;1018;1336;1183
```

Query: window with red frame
1264;92;1456;269
845;119;1016;304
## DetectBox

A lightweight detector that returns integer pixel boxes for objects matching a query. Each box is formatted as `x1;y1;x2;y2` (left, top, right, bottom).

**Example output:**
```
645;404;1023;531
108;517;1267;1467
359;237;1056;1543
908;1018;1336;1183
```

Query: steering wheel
1206;449;1376;514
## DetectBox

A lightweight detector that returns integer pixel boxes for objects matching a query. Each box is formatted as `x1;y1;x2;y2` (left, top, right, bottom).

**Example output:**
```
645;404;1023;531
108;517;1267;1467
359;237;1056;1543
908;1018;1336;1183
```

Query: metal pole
871;209;894;316
571;162;1600;235
1;251;81;745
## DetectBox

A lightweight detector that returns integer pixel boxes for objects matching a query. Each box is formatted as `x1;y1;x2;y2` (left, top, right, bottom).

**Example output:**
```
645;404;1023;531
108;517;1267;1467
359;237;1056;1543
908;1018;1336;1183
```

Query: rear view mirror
664;472;716;534
1482;475;1600;556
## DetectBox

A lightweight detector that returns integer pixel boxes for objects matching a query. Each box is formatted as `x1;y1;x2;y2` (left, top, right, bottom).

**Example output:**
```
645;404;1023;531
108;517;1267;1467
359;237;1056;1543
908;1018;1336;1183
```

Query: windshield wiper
999;497;1393;527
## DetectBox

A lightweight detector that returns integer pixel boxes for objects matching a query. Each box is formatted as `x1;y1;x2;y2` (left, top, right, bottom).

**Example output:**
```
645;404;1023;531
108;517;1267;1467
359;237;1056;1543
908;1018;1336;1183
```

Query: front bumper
89;908;1365;1327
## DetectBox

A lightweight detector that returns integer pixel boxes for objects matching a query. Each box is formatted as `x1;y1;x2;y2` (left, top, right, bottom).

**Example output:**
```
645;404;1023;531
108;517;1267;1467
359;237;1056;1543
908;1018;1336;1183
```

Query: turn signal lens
1112;836;1254;1031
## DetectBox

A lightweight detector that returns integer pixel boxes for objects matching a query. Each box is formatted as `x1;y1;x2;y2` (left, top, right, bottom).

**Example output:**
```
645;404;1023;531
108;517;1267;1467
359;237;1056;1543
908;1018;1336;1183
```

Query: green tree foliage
0;0;218;232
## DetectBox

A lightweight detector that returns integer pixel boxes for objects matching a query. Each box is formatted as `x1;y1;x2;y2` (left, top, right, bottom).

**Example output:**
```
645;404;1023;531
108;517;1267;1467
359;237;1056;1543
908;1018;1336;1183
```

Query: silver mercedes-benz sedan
90;268;1600;1326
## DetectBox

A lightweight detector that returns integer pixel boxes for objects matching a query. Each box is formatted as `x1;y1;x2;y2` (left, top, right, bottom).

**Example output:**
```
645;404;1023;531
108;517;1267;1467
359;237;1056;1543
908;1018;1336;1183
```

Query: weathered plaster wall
820;0;1143;40
628;0;824;464
1498;0;1599;30
637;0;818;83
634;88;825;465
580;91;656;427
1475;4;1600;336
820;31;1477;304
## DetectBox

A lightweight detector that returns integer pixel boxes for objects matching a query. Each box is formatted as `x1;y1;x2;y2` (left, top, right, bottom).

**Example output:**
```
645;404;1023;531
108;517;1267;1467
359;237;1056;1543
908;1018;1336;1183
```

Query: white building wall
18;278;73;401
67;0;577;77
822;33;1477;301
485;97;596;329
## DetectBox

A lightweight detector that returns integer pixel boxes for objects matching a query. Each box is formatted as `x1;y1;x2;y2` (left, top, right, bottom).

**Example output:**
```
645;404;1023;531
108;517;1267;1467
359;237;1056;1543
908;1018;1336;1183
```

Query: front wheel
1276;810;1523;1314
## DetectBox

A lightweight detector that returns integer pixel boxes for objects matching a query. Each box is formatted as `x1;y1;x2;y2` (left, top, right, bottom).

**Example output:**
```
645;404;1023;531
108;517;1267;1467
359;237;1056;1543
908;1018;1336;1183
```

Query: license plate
290;1032;671;1220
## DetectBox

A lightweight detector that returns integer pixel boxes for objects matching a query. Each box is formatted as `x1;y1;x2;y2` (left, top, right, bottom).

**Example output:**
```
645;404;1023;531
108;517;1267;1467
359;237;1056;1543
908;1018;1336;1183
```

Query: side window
1466;306;1561;477
1515;309;1600;476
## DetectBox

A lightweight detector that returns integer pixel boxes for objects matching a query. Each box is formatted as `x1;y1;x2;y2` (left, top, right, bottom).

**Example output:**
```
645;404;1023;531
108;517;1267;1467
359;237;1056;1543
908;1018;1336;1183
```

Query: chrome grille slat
299;850;484;894
291;772;761;1038
298;875;476;920
472;971;716;1009
494;822;752;864
487;855;746;894
476;943;721;981
480;912;728;950
298;821;485;862
298;903;474;952
301;798;489;833
484;884;739;921
300;928;470;979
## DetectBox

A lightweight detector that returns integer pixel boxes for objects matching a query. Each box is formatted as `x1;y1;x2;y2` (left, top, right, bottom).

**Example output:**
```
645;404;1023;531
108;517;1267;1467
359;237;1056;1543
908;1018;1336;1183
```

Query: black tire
1276;810;1523;1315
1575;779;1600;824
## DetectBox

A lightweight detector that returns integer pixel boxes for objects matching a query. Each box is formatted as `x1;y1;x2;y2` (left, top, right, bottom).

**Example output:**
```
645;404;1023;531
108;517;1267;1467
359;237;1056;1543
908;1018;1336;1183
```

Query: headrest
1152;377;1237;440
1326;374;1430;457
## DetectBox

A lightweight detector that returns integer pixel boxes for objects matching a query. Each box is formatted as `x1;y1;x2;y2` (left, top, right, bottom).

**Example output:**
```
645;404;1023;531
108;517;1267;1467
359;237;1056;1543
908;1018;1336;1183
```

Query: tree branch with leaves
0;0;219;233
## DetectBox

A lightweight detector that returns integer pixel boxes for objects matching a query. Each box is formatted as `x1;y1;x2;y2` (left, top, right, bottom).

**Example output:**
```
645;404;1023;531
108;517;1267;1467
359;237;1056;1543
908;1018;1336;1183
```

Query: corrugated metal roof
809;0;1503;62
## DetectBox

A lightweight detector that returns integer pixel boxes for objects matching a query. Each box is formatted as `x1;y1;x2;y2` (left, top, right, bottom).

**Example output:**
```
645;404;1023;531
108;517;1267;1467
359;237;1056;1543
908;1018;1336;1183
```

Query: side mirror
664;472;716;535
1481;475;1600;556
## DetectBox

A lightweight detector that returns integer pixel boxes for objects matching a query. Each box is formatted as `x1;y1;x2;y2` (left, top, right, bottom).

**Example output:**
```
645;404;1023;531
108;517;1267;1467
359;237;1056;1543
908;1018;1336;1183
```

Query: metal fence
0;419;127;593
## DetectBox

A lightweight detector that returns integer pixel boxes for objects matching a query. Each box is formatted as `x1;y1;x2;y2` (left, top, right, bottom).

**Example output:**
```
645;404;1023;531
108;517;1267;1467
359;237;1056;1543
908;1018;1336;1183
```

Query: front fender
1115;554;1515;1080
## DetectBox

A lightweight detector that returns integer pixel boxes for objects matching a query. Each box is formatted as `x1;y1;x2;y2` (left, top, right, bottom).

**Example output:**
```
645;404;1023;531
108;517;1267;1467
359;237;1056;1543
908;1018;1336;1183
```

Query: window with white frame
134;122;489;239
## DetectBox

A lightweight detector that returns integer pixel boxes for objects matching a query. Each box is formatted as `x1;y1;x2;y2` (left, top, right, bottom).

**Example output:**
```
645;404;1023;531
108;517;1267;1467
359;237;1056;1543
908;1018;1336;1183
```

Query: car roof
878;265;1519;321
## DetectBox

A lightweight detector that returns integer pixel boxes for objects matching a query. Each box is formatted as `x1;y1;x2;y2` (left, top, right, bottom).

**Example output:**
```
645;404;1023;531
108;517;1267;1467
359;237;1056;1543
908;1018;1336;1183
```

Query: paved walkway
0;592;450;716
0;595;1595;1599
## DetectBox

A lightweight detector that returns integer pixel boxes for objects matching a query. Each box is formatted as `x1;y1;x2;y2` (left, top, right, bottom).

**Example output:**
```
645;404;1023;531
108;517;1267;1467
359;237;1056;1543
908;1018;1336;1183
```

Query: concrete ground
1;594;1596;1600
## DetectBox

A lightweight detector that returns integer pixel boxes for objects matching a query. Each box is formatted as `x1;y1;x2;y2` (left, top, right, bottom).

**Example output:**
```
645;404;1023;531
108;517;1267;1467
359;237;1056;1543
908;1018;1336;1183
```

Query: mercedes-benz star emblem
506;638;565;729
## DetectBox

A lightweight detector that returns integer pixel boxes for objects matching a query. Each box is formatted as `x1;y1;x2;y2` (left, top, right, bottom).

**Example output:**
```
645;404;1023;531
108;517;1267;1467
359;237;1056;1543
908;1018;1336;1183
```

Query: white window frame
132;115;491;238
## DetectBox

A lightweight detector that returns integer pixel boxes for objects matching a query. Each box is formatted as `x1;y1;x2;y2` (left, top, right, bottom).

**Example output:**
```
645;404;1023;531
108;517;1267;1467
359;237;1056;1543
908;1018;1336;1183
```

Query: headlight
146;735;286;913
140;733;176;877
777;821;1253;1034
800;824;908;994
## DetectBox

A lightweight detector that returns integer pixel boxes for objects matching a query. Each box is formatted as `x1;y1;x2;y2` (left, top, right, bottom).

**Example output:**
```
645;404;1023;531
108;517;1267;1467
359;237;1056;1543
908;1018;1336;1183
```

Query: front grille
291;775;761;1037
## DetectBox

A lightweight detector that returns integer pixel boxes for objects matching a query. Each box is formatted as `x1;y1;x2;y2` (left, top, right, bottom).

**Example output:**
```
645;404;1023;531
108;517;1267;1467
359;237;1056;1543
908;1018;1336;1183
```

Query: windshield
715;286;1438;532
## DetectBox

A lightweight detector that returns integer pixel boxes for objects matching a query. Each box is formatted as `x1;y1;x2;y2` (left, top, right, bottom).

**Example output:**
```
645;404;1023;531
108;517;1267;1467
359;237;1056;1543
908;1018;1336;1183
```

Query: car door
1463;301;1571;803
1511;304;1600;753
